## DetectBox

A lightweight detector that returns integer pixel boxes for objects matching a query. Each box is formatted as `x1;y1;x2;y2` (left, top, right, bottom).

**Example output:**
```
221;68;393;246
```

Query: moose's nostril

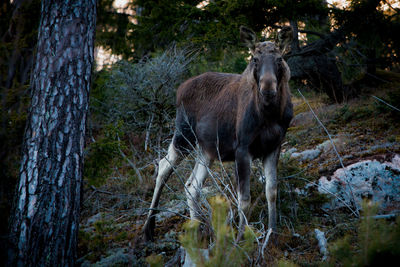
262;90;277;98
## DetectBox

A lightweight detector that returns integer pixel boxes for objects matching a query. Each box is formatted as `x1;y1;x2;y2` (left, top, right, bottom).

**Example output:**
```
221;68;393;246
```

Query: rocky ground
77;71;400;266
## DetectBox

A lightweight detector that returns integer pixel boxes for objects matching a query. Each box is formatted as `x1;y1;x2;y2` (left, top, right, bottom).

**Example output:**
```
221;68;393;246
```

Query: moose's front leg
235;147;251;230
263;147;280;233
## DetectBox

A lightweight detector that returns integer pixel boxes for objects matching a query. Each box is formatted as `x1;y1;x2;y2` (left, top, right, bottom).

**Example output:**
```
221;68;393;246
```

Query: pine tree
7;0;96;266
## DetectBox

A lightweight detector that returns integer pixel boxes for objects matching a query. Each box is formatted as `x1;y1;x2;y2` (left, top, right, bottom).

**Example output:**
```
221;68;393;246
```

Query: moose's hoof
143;218;155;242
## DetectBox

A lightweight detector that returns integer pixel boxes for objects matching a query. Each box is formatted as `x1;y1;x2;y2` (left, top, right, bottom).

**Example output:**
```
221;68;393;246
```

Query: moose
143;26;293;241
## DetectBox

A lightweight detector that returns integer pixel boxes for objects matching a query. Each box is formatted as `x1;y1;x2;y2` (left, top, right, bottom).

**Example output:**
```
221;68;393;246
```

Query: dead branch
117;135;143;182
89;185;113;195
372;95;400;112
298;89;360;217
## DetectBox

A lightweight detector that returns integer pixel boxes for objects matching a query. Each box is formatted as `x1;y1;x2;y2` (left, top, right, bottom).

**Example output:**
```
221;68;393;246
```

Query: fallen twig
90;185;113;195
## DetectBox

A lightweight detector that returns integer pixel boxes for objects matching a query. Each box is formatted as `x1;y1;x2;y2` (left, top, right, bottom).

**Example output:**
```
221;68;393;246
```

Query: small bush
189;49;248;76
180;195;256;267
145;254;164;267
92;47;193;151
84;123;124;186
329;201;400;266
277;259;299;267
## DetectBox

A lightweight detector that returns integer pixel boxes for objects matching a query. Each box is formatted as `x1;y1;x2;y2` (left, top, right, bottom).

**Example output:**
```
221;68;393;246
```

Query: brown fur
143;27;294;241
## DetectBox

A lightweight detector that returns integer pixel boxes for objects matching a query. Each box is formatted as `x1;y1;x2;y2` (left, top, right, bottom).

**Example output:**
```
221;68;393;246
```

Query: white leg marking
264;148;279;232
238;190;251;229
185;155;212;220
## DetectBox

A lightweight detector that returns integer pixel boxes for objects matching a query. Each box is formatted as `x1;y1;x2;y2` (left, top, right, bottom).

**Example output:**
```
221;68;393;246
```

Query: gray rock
292;148;321;161
83;248;137;267
290;138;343;161
318;154;400;211
316;138;340;153
369;142;395;151
290;111;314;127
355;142;397;157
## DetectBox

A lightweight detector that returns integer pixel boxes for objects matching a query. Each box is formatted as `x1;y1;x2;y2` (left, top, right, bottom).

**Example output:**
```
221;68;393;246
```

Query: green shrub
277;259;299;267
84;123;124;186
145;254;164;267
78;218;115;262
180;196;256;267
329;201;400;266
91;47;193;151
277;156;327;224
189;49;248;76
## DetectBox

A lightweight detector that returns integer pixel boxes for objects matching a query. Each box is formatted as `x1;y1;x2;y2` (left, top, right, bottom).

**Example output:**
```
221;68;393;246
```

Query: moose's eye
276;57;283;65
253;57;259;65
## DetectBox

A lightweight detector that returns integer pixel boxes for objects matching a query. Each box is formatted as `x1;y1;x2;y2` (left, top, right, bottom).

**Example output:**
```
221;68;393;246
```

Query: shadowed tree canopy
129;0;400;101
130;0;328;58
96;0;134;59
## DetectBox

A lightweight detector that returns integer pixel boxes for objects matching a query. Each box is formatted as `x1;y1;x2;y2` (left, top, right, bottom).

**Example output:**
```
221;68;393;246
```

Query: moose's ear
240;26;257;54
277;26;293;55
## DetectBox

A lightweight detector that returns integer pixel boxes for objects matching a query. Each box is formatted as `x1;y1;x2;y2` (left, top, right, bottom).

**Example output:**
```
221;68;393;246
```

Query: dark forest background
1;0;400;266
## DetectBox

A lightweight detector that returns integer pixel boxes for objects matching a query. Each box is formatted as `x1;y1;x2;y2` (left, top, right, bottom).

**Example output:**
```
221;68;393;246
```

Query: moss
277;259;299;267
146;254;164;267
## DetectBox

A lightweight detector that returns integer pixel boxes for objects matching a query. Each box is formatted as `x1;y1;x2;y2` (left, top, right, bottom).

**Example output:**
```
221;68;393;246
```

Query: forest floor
77;70;400;266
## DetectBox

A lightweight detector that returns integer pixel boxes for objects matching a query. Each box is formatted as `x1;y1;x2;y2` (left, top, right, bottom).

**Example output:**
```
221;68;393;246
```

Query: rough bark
7;0;96;266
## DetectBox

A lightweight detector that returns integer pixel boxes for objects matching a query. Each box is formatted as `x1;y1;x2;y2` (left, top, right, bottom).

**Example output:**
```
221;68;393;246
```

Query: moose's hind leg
143;143;182;241
185;154;212;221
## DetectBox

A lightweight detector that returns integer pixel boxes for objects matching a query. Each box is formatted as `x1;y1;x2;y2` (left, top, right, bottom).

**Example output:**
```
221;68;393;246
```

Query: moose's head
240;26;293;104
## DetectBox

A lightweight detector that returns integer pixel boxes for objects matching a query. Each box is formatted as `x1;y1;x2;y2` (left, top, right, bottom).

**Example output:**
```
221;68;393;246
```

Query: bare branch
372;95;400;112
89;185;113;195
297;89;360;217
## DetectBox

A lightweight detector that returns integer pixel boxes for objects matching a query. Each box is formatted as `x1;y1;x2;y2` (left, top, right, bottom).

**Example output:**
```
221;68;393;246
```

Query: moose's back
174;72;245;160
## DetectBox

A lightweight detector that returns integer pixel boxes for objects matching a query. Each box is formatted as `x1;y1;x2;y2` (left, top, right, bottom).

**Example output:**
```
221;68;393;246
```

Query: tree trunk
7;0;96;266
